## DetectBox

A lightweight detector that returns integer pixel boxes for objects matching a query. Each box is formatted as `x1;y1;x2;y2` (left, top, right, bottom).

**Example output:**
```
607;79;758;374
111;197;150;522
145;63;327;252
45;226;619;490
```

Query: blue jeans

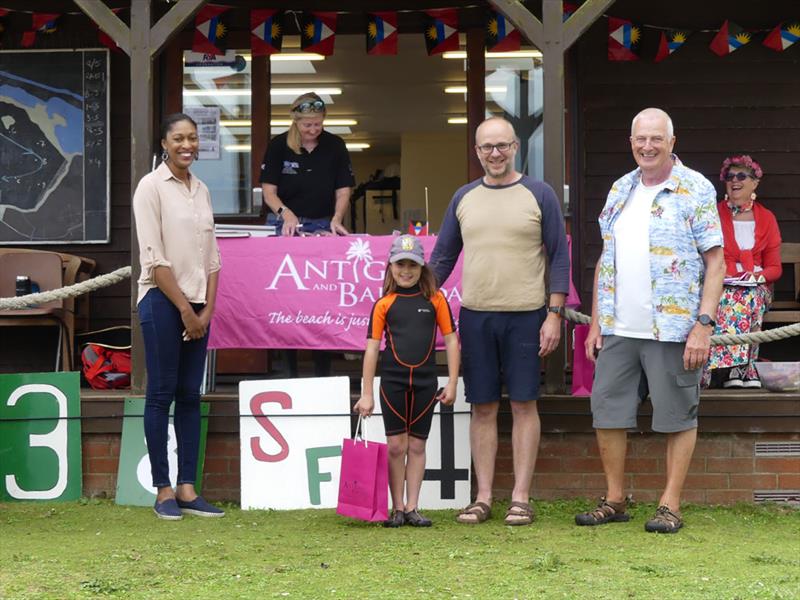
266;213;332;235
138;288;208;488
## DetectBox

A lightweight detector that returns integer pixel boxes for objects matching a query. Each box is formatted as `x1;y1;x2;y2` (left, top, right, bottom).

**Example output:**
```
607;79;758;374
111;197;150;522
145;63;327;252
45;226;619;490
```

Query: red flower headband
719;155;763;181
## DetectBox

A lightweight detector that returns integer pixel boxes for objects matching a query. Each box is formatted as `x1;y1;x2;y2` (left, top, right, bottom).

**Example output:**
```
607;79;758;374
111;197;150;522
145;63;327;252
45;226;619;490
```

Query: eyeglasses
292;99;325;114
724;172;754;182
477;141;515;154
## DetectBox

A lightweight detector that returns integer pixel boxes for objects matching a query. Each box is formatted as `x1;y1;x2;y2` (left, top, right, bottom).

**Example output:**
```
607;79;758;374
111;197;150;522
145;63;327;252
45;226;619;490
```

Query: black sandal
404;509;432;527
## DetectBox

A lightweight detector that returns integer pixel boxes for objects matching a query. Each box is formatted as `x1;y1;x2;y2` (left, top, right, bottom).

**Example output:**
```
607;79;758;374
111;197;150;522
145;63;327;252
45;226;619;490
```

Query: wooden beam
488;0;543;48
129;1;155;393
150;0;207;58
563;0;616;50
465;28;485;182
73;0;130;55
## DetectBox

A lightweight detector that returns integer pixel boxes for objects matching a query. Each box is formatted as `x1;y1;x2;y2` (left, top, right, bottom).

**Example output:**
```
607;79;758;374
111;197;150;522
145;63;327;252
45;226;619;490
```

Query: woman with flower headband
259;92;355;377
703;155;782;388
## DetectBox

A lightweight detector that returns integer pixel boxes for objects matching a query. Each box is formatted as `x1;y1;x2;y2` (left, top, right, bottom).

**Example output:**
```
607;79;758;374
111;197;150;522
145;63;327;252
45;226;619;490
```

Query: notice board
0;49;109;244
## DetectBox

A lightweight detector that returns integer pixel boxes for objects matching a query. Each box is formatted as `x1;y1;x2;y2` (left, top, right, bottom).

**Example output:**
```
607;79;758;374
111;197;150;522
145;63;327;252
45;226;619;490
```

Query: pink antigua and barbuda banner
208;236;463;351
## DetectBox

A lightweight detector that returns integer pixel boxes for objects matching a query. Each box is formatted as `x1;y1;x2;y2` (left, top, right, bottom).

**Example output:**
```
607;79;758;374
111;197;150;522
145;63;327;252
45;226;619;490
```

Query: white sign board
184;106;220;160
240;377;351;510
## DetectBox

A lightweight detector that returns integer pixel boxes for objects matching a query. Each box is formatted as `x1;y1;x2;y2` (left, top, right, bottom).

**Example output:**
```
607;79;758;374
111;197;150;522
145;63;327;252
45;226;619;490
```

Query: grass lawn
0;500;798;599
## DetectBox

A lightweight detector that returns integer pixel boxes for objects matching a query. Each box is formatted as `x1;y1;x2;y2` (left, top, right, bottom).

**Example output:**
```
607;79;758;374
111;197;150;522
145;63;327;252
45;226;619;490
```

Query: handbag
336;416;389;522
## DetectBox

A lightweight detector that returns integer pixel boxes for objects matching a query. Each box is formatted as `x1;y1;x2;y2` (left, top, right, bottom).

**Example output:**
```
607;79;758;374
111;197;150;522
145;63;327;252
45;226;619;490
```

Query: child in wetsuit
353;235;460;528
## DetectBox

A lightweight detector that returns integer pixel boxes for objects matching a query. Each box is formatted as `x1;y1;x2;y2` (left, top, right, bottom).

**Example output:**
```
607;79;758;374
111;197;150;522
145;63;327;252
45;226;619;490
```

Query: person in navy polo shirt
260;92;355;377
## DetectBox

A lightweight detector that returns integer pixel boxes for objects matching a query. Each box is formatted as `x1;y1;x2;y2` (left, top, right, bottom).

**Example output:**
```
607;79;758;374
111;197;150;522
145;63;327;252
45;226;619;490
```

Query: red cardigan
717;200;783;282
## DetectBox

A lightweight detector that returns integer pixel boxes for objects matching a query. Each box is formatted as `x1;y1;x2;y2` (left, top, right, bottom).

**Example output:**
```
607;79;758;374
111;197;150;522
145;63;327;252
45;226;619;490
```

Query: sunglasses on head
724;171;754;182
292;99;325;114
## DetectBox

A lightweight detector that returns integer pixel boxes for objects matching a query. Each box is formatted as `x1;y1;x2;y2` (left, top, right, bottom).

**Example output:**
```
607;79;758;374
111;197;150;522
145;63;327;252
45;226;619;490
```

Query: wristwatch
548;306;564;317
276;205;287;217
697;314;716;328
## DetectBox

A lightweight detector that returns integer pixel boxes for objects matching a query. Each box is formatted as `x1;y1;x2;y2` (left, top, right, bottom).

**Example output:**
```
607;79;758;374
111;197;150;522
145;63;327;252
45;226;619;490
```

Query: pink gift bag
337;416;389;522
572;324;595;396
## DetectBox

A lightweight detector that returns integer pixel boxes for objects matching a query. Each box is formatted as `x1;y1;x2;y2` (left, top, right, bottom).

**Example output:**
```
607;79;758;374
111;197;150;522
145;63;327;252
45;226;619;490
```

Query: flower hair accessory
720;155;763;181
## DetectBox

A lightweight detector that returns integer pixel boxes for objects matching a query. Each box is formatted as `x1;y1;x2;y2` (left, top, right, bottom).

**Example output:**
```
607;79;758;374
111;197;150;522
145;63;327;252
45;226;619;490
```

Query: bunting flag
251;9;284;56
192;5;231;56
301;12;337;56
366;11;398;55
563;2;580;22
408;220;429;236
94;8;124;53
486;10;520;52
709;20;751;56
608;17;641;61
0;9;8;46
21;13;59;48
762;21;800;52
654;30;690;63
423;9;459;56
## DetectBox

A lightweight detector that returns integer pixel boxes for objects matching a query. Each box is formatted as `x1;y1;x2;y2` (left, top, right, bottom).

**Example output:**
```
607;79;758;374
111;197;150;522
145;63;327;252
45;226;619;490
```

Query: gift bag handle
354;414;369;447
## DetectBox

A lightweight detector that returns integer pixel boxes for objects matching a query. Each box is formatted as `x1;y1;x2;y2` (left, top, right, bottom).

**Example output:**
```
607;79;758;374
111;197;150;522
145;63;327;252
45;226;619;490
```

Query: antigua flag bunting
654;30;690;63
251;9;284;56
0;9;8;46
763;21;800;52
301;12;337;56
21;13;59;48
192;5;231;56
95;8;124;53
709;20;751;56
608;17;641;61
486;10;520;52
423;9;459;56
367;11;398;55
408;220;429;236
563;2;580;22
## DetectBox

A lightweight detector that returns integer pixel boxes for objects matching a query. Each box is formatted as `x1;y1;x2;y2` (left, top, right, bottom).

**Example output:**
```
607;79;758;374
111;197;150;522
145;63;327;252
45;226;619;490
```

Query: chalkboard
0;49;109;244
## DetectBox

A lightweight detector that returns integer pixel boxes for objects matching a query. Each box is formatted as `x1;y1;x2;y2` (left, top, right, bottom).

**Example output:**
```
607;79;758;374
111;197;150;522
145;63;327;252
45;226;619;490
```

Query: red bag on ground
337;416;388;522
81;343;131;389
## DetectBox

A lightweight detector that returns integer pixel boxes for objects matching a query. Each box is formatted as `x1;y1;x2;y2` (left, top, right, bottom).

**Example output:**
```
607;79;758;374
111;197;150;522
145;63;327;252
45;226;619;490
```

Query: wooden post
466;28;486;181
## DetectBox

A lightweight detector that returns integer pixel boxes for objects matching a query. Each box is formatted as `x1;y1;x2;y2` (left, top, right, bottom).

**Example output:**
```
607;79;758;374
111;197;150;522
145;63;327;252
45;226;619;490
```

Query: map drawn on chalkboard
0;49;109;244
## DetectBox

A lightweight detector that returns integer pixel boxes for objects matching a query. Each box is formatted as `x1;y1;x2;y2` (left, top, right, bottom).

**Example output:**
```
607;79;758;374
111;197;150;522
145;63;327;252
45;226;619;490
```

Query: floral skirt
705;284;772;375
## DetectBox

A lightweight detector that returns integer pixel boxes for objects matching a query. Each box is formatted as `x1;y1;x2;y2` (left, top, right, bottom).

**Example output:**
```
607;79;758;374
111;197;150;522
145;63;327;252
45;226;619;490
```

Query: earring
724;193;728;201
750;192;757;201
193;152;200;161
161;149;169;162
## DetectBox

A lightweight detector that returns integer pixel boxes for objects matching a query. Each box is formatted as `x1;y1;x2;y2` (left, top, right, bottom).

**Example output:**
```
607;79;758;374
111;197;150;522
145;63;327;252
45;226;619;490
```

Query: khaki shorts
591;336;701;433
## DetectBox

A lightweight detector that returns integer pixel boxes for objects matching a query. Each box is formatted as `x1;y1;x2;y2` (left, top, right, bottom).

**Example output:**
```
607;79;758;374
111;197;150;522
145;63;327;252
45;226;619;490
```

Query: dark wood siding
574;0;800;316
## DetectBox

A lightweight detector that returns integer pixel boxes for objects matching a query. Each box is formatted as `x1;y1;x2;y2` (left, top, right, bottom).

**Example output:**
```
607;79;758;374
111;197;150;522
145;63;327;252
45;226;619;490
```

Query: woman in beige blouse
133;113;223;520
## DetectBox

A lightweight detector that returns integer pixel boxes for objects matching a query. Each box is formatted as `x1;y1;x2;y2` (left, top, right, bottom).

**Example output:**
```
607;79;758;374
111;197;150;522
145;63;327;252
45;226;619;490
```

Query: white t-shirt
612;180;662;339
733;220;761;272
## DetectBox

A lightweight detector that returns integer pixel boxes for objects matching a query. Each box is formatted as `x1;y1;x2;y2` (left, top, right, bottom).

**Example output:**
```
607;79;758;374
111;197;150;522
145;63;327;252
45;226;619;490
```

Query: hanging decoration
93;8;124;53
423;9;459;56
21;13;59;48
709;20;751;56
366;11;398;56
608;17;641;61
301;11;337;56
192;5;231;56
486;10;520;52
762;21;800;52
251;9;284;56
563;2;583;22
408;221;429;236
654;30;691;63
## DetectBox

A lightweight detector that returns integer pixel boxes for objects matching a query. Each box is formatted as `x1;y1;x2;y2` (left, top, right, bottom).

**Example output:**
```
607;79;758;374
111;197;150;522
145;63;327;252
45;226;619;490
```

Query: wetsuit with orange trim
367;284;456;438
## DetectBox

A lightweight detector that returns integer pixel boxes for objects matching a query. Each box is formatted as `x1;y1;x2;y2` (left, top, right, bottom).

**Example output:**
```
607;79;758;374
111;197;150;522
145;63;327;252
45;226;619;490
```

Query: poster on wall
184;106;220;160
239;376;471;511
0;372;82;501
115;398;210;506
0;49;110;244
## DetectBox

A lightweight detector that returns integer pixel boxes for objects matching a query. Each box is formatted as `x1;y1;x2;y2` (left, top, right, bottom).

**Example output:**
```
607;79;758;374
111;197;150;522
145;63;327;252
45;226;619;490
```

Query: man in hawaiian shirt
575;108;725;533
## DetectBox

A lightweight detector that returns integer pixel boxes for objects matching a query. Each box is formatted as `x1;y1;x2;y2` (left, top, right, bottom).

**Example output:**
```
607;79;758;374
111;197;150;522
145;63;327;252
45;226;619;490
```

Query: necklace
727;198;753;217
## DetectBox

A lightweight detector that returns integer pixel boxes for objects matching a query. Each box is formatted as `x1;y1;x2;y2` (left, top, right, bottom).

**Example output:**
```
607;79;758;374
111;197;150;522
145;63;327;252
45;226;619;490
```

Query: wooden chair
0;249;96;371
763;242;800;325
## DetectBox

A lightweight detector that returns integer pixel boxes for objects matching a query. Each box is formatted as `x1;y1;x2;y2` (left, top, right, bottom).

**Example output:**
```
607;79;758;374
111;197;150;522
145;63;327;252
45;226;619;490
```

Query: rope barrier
0;266;131;310
0;266;797;346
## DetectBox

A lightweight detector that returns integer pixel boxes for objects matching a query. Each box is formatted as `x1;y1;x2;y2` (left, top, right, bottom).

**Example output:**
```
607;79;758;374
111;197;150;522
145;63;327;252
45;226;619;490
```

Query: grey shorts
591;336;701;433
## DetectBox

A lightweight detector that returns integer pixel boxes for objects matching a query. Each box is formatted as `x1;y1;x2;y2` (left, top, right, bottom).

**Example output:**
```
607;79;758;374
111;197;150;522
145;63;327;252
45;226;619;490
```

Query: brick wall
82;431;800;504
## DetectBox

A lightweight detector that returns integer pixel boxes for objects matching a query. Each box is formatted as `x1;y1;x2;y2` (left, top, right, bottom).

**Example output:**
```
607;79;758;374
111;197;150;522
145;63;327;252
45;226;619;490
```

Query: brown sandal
456;501;491;524
504;501;534;526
